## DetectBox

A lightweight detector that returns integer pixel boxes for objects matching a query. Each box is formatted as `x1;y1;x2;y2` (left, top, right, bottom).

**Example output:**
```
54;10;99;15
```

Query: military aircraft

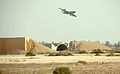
59;8;77;17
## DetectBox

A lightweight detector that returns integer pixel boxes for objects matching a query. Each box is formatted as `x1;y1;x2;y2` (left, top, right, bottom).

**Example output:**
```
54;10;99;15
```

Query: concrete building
0;37;53;55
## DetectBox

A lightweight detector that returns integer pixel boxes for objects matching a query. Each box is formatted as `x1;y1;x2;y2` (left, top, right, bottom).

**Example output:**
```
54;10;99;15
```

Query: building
0;37;53;55
42;42;69;51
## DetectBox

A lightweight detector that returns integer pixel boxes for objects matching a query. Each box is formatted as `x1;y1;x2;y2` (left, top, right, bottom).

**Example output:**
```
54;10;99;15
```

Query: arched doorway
57;44;68;51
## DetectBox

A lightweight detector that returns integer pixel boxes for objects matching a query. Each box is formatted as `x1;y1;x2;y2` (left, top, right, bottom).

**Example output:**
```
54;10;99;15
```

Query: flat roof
0;37;26;39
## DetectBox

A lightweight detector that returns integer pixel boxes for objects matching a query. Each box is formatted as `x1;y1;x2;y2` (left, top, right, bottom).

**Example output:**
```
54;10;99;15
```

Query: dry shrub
106;52;120;56
53;66;71;74
95;53;101;56
92;49;104;53
77;61;87;64
48;51;73;56
112;49;120;53
106;52;114;56
78;50;88;54
25;52;36;56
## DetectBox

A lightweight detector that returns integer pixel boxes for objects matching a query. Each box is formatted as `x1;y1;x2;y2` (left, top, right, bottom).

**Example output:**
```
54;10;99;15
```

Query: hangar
56;44;68;51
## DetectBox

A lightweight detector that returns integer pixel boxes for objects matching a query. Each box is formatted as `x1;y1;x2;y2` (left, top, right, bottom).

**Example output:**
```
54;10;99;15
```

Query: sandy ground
0;54;120;64
0;62;120;74
0;54;120;74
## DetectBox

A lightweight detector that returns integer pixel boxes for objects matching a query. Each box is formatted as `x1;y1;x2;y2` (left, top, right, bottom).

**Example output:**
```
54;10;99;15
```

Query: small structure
56;44;68;51
42;42;69;51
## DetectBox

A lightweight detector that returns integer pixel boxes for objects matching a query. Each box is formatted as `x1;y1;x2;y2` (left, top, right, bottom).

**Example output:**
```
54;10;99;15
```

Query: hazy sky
0;0;120;43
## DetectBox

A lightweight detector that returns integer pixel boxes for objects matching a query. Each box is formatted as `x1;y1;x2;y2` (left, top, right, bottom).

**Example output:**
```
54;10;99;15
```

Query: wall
0;37;25;54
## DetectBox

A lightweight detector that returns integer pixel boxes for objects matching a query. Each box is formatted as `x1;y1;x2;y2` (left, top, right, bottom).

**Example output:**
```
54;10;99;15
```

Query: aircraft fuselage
59;8;77;17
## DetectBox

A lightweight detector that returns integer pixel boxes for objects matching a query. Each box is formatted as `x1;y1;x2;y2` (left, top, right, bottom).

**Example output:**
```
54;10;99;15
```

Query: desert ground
0;54;120;74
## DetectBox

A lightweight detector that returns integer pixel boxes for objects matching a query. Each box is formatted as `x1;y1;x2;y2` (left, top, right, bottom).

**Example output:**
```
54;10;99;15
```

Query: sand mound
73;41;113;52
26;38;53;54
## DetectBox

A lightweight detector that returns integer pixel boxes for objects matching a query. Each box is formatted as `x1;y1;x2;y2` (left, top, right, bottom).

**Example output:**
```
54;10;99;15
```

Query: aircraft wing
59;8;66;11
70;14;77;17
59;8;62;10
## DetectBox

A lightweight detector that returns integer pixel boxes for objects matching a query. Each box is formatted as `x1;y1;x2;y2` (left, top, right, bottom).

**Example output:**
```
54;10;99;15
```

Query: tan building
0;37;53;55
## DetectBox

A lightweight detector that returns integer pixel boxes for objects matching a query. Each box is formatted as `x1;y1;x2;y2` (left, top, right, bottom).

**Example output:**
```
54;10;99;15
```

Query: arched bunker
56;44;68;51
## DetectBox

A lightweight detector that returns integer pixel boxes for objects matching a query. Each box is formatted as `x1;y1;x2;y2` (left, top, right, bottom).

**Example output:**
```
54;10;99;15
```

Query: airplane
59;8;77;17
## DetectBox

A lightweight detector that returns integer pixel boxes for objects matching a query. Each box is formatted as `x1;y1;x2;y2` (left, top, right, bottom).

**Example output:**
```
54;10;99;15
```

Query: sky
0;0;120;43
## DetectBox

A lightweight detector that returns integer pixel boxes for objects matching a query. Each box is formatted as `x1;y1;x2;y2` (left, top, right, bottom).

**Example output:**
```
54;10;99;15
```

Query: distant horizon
0;36;119;44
